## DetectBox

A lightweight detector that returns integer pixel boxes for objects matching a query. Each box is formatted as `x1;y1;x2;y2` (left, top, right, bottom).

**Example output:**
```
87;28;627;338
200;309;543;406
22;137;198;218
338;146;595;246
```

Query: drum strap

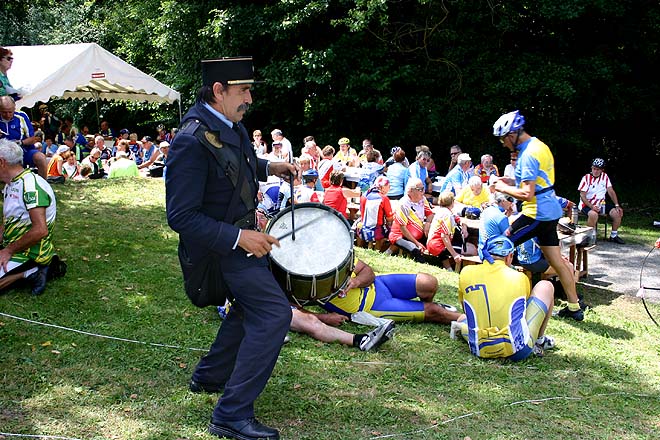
180;118;256;220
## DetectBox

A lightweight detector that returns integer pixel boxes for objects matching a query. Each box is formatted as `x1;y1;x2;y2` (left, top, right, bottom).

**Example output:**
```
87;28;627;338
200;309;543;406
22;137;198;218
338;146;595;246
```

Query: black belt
536;185;554;196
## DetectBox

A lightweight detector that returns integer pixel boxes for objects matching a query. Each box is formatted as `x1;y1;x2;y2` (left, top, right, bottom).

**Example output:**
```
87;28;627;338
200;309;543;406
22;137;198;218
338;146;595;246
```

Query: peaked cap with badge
201;56;262;86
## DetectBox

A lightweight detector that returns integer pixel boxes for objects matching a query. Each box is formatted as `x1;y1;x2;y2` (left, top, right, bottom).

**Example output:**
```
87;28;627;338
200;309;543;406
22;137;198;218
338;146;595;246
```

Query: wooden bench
579;212;611;239
454;255;483;272
519;243;595;284
574;244;596;279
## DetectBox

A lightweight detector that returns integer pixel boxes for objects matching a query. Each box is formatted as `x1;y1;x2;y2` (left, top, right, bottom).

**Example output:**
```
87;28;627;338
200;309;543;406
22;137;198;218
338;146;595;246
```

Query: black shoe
209;417;279;440
435;302;458;312
410;248;426;263
189;379;223;394
608;235;625;244
577;293;590;311
358;321;395;351
557;306;584;321
47;255;67;280
27;265;49;296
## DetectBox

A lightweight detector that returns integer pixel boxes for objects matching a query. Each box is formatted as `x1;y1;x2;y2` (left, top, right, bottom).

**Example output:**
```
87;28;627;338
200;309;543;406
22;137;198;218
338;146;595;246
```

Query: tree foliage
4;0;660;192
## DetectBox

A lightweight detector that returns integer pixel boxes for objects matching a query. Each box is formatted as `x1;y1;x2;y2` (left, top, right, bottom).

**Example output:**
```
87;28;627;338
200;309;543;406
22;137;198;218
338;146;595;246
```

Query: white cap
457;153;472;162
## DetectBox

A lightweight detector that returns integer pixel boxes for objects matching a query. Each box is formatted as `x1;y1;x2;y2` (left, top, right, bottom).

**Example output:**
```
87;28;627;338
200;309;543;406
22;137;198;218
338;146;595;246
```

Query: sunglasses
3;56;13;61
499;135;508;144
412;187;425;192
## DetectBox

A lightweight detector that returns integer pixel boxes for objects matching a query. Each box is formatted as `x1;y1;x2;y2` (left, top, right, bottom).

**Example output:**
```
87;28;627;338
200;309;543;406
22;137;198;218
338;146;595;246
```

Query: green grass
1;178;659;439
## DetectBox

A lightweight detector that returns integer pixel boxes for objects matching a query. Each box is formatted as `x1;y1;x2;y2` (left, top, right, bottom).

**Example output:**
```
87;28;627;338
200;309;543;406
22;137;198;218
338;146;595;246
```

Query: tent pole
88;89;101;130
178;99;182;123
95;98;100;130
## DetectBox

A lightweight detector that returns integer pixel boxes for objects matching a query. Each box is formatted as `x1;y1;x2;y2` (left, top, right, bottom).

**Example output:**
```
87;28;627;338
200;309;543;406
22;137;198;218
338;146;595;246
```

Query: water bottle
571;205;579;225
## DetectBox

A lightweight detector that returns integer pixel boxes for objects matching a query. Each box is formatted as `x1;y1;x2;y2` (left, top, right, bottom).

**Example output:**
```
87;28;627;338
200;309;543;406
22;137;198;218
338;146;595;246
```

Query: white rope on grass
1;311;548;368
0;312;207;352
369;392;657;439
0;433;84;440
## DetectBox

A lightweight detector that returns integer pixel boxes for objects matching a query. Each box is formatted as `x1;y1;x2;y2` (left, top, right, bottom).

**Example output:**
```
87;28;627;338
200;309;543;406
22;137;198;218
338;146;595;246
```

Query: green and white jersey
2;169;57;264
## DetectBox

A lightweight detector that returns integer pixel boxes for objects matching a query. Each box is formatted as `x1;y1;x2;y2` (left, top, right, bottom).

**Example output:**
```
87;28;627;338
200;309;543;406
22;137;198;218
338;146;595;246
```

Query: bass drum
266;203;354;306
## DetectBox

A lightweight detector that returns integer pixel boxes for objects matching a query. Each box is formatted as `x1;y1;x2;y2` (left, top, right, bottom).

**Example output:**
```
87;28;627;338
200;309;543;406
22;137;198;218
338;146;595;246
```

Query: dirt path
581;239;660;303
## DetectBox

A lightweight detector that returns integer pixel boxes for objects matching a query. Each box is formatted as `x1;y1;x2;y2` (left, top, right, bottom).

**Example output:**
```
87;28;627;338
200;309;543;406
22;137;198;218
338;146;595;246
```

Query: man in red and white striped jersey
577;157;624;243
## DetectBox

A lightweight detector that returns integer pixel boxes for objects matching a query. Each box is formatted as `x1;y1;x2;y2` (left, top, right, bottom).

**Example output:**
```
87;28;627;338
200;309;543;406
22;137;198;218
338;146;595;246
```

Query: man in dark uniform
165;57;297;440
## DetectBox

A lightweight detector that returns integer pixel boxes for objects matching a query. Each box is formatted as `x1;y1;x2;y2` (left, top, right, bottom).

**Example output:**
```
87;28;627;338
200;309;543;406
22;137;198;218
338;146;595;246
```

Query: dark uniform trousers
166;103;291;421
194;253;291;420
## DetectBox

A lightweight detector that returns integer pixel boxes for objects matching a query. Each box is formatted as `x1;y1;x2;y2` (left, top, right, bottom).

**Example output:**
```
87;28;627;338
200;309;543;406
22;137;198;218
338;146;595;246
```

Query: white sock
611;231;618;237
23;267;38;278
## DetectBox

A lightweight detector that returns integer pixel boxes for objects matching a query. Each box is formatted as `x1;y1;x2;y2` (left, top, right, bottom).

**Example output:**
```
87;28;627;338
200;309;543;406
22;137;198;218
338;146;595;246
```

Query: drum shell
269;256;354;305
266;203;354;306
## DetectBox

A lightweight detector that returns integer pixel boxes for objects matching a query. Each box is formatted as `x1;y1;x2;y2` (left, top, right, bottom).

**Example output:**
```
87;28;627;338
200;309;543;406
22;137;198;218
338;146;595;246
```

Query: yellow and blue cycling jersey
458;260;546;360
515;137;562;221
323;273;425;322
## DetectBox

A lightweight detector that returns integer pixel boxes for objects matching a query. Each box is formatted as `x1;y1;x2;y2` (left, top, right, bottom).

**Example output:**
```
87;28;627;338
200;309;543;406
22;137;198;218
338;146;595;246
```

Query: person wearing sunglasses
503;151;518;180
387;178;434;262
492;110;584;322
0;47;20;100
447;144;462;173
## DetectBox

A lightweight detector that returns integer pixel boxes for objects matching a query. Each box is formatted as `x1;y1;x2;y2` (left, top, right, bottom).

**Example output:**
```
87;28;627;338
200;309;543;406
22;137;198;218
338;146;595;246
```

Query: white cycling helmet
492;110;526;137
592;158;605;168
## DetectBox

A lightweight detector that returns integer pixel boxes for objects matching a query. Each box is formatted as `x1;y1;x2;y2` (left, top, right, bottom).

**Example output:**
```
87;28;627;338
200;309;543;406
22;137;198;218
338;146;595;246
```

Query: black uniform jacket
165;103;268;271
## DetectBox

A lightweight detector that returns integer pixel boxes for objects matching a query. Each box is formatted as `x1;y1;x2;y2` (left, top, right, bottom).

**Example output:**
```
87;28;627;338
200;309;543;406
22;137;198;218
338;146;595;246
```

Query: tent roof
7;43;180;109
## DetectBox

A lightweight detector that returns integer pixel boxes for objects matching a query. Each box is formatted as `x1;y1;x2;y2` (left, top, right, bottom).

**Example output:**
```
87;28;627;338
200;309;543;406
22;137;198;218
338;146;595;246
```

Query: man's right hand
0;248;12;273
269;161;299;181
238;229;280;258
318;312;348;327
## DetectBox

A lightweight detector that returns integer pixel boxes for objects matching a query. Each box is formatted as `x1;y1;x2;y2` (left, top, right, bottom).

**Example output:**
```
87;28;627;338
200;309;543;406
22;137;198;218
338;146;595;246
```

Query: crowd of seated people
246;128;618;315
19;110;177;182
6;98;621;282
249;132;533;272
0;72;177;182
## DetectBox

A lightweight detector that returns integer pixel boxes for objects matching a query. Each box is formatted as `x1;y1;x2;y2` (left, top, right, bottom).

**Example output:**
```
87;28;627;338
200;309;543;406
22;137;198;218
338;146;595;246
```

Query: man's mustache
238;103;250;113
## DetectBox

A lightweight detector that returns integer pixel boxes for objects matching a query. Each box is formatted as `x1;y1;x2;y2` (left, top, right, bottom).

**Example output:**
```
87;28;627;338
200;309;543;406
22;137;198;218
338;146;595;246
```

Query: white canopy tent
7;43;181;119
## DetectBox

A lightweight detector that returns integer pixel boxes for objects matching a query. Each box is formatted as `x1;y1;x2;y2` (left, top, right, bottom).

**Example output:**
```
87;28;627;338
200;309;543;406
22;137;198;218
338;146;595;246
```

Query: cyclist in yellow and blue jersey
452;235;556;360
322;259;461;324
491;110;584;322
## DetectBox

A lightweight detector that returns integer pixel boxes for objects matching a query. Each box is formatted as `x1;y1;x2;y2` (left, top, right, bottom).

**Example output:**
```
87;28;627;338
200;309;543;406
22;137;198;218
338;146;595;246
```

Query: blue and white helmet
486;235;515;257
592;158;605;168
492;110;526;136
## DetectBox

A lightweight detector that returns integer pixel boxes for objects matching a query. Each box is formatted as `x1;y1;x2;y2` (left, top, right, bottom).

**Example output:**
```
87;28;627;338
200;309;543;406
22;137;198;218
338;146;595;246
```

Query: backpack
359;190;383;242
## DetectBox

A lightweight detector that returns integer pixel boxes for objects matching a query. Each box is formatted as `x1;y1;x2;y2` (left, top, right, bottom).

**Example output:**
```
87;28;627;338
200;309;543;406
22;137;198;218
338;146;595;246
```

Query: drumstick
274;218;316;241
289;154;296;241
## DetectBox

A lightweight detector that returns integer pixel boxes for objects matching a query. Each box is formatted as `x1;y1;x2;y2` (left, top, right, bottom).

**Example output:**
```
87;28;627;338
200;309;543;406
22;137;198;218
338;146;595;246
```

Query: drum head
267;204;352;277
